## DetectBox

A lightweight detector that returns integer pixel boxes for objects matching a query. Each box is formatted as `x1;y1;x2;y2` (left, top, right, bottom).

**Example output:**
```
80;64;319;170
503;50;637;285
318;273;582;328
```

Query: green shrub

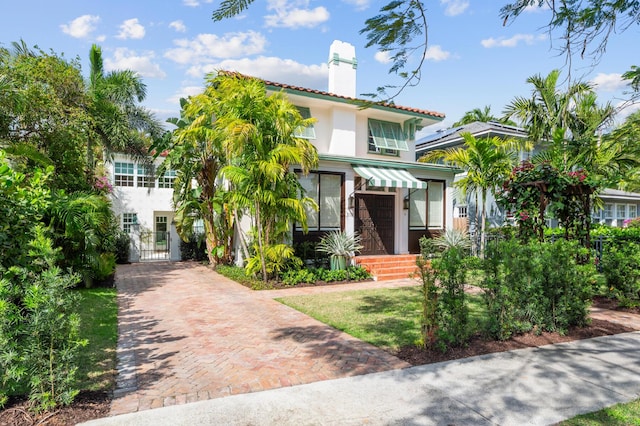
481;238;595;338
432;247;469;347
282;269;316;286
180;234;208;261
113;230;131;264
600;242;640;305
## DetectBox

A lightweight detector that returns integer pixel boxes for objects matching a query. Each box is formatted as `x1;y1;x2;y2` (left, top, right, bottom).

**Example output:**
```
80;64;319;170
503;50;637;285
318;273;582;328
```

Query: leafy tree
452;105;517;127
155;93;232;266
85;44;164;171
419;133;519;255
218;73;318;281
0;44;91;192
501;1;640;60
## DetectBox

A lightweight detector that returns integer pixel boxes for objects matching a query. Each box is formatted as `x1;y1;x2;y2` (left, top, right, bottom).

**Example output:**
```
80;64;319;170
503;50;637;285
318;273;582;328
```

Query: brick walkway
110;262;411;416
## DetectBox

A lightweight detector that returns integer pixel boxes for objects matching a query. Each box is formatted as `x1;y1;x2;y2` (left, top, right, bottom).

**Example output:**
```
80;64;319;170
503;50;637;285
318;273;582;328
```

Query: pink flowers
94;176;113;194
519;211;530;221
567;170;587;182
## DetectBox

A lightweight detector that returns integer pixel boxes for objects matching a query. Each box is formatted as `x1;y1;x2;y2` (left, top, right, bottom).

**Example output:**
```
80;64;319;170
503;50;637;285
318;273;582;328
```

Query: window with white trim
114;162;134;187
629;204;638;219
616;204;626;220
297;172;342;231
122;213;138;233
158;169;176;189
603;204;614;219
137;165;155;188
293;106;316;139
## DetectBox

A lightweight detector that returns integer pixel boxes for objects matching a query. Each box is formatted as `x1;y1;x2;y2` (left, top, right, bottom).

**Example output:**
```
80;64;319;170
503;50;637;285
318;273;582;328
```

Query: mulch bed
0;391;111;426
2;297;638;425
395;318;638;366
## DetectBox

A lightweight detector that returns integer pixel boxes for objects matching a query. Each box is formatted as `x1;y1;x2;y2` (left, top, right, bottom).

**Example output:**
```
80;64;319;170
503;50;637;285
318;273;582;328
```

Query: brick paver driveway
110;262;410;415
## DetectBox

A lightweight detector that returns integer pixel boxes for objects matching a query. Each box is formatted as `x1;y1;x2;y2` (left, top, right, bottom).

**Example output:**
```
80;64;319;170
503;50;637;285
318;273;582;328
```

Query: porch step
355;255;421;281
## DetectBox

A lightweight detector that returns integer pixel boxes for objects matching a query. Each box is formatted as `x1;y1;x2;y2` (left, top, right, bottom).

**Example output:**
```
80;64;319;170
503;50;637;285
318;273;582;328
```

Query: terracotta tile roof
218;70;445;119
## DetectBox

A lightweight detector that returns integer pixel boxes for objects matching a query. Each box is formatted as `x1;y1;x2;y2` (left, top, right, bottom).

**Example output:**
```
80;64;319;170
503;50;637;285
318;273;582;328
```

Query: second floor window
293;106;316;139
368;119;408;156
114;162;134;187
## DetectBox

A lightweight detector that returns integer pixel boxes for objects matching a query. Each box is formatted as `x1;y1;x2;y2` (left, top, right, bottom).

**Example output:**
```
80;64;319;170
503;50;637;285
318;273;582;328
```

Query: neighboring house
415;121;530;232
108;152;181;262
416;121;640;232
107;40;459;271
593;189;640;227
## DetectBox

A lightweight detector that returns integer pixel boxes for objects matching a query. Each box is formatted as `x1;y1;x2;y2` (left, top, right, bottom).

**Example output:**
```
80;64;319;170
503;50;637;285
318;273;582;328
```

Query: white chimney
328;40;357;98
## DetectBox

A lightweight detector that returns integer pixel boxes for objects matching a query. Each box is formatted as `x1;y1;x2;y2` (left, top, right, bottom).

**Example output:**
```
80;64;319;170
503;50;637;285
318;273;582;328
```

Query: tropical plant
316;231;364;271
452;105;517;127
432;228;472;252
85;44;163;171
419;133;520;255
217;73;319;280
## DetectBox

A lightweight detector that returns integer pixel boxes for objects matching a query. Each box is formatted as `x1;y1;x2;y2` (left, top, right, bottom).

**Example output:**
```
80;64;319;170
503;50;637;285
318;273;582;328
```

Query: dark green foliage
281;266;372;286
113;230;131;264
431;247;469;347
416;256;438;348
0;156;85;410
481;239;596;340
180;234;208;262
600;242;640;306
416;246;469;350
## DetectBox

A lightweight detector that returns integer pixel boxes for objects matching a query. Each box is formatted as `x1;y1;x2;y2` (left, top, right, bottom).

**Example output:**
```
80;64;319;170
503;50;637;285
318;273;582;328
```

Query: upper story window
114;162;134;187
137;165;155;188
293;106;316;139
368;119;408;156
158;169;177;189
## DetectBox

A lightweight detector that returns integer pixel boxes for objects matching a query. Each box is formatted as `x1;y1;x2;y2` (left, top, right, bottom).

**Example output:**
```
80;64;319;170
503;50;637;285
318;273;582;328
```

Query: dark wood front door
355;194;394;255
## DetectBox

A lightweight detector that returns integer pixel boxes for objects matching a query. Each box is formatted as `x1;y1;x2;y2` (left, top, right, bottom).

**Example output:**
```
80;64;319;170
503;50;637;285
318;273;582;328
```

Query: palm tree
452;105;516;127
503;70;594;145
85;44;164;173
419;133;518;255
217;74;318;281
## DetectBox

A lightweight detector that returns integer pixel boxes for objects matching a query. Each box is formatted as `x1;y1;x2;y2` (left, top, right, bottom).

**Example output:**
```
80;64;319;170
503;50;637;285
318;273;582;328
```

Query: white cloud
481;33;545;48
341;0;371;11
183;0;213;6
424;45;451;61
591;73;626;92
169;20;187;32
265;0;330;28
440;0;469;16
374;51;392;64
60;15;100;39
104;48;166;79
165;31;267;64
167;85;207;105
185;56;328;90
117;18;145;40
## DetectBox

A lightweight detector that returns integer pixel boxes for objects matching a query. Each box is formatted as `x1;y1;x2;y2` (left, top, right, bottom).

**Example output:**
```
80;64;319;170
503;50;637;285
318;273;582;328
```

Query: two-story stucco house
108;40;459;276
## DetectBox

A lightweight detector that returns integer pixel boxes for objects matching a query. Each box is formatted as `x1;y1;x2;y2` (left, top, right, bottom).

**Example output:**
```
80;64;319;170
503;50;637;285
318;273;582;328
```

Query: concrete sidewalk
82;331;640;426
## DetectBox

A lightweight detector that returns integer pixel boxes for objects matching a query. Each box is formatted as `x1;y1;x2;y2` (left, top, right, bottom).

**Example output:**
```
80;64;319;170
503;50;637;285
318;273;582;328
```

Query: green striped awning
353;165;427;189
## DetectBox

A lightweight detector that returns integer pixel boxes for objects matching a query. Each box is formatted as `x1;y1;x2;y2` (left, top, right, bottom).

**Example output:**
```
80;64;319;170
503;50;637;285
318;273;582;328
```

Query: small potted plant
316;230;363;271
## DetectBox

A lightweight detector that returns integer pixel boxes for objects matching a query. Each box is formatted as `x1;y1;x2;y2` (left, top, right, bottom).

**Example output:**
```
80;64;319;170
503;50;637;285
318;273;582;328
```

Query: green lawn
559;399;640;425
276;285;486;350
75;287;118;392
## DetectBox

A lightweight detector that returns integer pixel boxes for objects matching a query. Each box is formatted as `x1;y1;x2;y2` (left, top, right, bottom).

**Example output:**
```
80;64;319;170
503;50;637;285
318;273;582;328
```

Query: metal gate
139;231;170;261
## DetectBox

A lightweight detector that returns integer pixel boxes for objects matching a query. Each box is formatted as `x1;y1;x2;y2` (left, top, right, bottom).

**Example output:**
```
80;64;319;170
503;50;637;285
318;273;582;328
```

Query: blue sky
1;0;637;138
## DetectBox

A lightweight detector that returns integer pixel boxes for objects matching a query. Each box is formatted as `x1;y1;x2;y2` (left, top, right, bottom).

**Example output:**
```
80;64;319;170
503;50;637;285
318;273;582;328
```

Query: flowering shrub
94;176;113;194
497;160;597;246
